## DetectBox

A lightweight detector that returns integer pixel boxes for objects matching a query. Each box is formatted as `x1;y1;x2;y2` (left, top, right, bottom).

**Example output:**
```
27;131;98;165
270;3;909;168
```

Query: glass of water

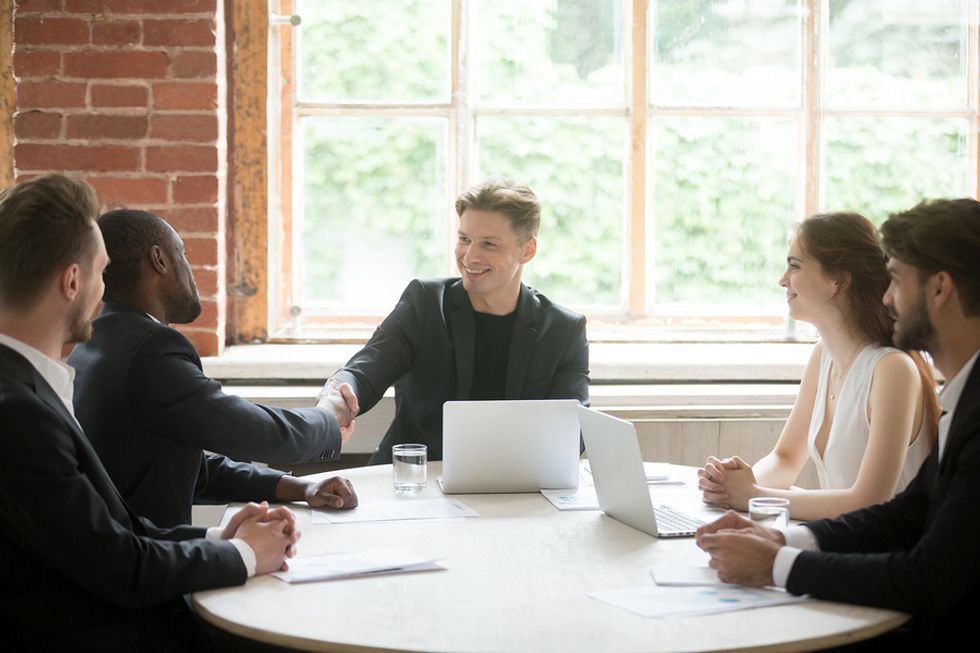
748;497;790;529
392;443;427;493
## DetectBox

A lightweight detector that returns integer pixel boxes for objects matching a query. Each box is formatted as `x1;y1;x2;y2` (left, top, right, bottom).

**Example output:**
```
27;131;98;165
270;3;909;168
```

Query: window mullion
628;0;648;316
802;0;822;219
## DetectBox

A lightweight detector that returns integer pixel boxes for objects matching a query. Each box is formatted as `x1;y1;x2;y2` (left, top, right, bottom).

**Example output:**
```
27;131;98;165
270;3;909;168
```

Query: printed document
590;585;809;618
271;548;444;584
312;497;479;524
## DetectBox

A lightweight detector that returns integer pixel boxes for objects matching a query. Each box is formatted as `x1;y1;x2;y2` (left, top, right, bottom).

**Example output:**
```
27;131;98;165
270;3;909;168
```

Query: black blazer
334;278;590;464
0;344;245;649
68;302;342;528
787;356;980;644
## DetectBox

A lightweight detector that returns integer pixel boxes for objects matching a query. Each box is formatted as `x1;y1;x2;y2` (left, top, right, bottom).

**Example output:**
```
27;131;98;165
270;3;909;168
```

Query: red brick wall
11;0;227;355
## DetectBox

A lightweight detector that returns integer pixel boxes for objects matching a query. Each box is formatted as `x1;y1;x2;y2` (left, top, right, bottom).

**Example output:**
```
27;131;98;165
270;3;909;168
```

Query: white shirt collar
0;332;77;417
940;349;979;414
936;348;979;461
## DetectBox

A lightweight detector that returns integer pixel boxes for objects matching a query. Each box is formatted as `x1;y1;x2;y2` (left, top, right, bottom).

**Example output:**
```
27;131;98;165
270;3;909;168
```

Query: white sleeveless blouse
807;344;930;493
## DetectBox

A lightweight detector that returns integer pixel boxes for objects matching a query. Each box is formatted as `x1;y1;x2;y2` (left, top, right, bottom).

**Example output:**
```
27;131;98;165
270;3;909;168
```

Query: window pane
297;0;449;102
472;0;624;103
824;117;969;221
828;0;967;108
299;118;448;309
652;0;800;107
652;117;797;307
476;116;626;307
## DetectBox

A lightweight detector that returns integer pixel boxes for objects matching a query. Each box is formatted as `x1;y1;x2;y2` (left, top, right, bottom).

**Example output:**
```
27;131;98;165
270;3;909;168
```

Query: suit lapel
504;284;539;399
0;345;137;527
447;282;475;400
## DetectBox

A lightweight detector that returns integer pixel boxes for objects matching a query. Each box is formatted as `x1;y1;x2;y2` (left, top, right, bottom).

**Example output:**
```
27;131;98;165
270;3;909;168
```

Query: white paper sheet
590;585;809;618
270;548;444;583
650;566;729;587
311;498;479;524
540;485;600;510
581;462;682;486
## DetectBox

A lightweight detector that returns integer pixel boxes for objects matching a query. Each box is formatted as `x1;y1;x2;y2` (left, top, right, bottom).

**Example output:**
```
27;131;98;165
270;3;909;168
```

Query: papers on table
541;485;599;511
541;462;688;511
271;548;444;584
312;497;479;524
581;461;682;487
590;585;809;618
651;566;728;587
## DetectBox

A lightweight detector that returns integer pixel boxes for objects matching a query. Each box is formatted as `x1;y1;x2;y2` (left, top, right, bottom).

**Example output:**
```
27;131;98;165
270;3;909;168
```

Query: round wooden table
193;462;908;652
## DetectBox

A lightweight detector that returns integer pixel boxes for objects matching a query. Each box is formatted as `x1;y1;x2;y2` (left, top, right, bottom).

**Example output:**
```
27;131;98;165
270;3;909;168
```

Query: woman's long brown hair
798;212;941;446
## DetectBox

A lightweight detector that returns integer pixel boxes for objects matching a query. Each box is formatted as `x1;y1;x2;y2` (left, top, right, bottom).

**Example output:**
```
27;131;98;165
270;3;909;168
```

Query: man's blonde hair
454;177;541;241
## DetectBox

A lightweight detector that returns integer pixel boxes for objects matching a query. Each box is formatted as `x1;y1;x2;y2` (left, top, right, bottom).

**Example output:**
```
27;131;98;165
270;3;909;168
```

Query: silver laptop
578;405;704;538
439;399;580;494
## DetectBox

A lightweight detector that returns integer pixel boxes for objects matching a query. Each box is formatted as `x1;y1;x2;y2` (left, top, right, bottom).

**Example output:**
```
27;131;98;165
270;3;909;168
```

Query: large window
267;0;978;339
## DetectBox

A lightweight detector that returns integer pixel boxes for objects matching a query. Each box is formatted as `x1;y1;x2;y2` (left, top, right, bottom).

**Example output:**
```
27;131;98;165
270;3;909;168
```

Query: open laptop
439;399;580;494
578;405;704;538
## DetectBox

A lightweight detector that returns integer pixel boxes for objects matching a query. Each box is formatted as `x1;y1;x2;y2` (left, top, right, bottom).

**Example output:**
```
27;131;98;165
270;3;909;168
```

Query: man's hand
234;510;302;575
223;502;301;573
698;530;782;586
275;474;358;510
697;455;756;510
304;476;358;509
221;501;296;540
695;510;785;587
317;379;359;444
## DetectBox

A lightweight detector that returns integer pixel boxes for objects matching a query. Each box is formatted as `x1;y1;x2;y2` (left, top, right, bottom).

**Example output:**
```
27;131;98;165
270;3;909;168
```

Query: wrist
274;474;308;502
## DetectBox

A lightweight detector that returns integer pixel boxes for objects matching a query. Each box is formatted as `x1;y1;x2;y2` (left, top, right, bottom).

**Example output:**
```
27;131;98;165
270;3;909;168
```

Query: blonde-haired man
322;177;590;464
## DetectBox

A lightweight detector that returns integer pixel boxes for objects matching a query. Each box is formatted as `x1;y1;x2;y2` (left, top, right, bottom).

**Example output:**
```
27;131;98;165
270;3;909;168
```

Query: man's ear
149;244;170;275
520;235;537;264
930;270;955;310
60;263;81;301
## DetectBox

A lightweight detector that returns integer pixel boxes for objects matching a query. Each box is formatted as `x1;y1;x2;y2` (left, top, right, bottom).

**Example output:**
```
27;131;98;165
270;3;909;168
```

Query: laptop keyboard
654;504;705;534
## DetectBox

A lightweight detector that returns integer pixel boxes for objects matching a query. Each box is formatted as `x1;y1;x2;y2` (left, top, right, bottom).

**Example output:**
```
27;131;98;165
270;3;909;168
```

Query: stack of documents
589;567;809;618
541;462;685;511
312;497;479;524
271;548;444;584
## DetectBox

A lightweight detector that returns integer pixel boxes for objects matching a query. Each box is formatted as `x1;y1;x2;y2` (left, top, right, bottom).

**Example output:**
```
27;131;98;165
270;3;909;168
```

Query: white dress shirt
771;348;980;588
0;332;256;577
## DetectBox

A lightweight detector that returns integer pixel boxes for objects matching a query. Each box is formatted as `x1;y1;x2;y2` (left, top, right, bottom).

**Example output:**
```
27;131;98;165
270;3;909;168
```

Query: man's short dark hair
98;209;174;301
0;174;101;310
881;198;980;317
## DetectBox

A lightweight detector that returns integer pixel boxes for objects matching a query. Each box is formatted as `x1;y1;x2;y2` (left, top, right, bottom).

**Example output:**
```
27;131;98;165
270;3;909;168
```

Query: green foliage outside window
293;0;971;313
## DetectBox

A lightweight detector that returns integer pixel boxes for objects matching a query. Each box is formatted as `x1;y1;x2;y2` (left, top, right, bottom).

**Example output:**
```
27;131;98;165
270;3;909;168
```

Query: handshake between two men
318;378;360;444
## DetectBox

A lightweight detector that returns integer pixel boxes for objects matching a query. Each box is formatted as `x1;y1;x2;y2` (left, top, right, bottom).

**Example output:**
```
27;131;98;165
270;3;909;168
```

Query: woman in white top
698;212;941;521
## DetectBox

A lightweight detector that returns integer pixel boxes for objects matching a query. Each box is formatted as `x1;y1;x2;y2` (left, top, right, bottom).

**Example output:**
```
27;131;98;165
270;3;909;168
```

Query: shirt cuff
779;525;819;551
205;526;222;540
771;525;819;589
772;546;803;588
228;538;258;578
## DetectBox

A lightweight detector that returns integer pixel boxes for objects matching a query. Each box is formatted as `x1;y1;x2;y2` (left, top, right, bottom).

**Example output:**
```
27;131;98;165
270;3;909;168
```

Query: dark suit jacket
787;355;980;644
0;344;245;649
334;278;590;464
68;302;342;528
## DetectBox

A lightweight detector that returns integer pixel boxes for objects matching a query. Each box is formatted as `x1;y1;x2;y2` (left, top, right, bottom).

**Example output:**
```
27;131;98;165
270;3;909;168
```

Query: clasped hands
697;455;758;510
221;501;301;575
317;379;359;444
695;510;785;587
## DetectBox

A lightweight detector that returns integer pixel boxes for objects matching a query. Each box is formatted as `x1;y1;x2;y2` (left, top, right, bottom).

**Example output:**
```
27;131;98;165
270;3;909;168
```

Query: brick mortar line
15;139;222;145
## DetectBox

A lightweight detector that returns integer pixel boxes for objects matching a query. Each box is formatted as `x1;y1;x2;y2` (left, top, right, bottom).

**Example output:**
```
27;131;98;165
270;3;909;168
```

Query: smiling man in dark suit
321;177;590;464
695;198;980;647
68;209;358;528
0;175;299;650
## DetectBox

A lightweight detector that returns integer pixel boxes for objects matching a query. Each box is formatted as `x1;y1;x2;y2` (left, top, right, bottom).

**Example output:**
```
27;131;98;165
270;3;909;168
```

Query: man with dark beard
68;210;358;528
695;198;980;649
